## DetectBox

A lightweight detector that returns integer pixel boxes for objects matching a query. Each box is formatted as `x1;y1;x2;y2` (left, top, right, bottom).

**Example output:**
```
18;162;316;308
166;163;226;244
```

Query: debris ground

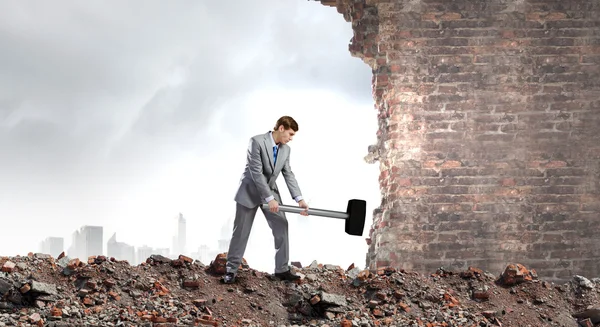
1;252;600;326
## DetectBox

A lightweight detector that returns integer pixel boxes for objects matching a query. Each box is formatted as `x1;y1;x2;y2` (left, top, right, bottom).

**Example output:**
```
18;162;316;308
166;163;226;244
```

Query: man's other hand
268;199;279;213
298;200;309;216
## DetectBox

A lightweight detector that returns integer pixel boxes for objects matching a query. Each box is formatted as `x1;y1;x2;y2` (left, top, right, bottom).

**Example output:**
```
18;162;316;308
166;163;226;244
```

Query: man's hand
268;199;279;213
298;200;309;216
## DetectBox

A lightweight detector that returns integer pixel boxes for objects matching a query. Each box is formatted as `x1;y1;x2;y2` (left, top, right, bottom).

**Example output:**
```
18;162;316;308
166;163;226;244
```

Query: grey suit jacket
234;131;302;208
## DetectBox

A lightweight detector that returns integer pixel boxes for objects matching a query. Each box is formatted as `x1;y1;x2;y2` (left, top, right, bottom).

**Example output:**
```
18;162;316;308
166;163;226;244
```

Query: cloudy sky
0;1;380;273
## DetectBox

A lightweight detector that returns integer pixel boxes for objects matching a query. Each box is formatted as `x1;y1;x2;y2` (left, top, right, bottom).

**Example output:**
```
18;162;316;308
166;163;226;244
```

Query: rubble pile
2;253;600;327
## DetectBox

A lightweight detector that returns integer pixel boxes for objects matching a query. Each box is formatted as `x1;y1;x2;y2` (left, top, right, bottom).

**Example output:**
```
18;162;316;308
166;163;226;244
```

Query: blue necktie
273;145;278;165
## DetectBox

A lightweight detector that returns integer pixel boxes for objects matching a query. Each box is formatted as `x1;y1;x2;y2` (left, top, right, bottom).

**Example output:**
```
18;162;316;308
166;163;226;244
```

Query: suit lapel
274;144;286;173
263;133;275;170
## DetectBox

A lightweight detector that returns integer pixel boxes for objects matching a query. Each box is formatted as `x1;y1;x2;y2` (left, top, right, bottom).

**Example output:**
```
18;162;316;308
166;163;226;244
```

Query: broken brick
310;295;321;305
372;308;385;317
498;263;538;286
2;261;16;273
472;290;490;301
183;280;201;288
108;291;121;301
103;279;116;288
50;307;62;317
179;254;193;263
195;318;218;326
398;302;411;312
208;252;248;275
20;284;31;293
67;258;81;269
152;316;168;323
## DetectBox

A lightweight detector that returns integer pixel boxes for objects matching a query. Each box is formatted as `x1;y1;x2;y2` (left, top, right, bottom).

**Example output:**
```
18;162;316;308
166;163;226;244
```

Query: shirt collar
269;131;279;148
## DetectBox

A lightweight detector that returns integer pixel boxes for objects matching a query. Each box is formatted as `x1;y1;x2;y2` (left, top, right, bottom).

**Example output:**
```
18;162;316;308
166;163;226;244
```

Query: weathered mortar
316;0;600;281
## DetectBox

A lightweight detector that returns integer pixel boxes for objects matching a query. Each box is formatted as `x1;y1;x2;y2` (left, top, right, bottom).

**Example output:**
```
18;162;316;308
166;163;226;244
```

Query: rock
56;256;70;268
0;278;12;295
318;292;347;307
574;275;595;289
30;281;57;295
147;254;171;264
306;274;318;282
347;267;361;279
324;264;339;270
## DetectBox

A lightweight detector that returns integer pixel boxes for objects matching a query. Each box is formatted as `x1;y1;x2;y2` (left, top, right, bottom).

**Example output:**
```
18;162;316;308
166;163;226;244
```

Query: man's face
279;127;296;144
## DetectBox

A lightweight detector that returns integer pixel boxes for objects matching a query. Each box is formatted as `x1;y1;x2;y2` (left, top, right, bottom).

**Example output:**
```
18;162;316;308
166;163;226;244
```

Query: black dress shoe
274;270;301;281
222;272;236;284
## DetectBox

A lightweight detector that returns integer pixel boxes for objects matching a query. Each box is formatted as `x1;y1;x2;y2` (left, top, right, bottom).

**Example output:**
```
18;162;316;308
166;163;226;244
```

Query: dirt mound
1;253;600;327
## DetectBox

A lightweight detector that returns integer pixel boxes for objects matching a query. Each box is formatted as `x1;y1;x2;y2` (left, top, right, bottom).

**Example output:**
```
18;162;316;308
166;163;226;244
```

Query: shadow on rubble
205;253;349;324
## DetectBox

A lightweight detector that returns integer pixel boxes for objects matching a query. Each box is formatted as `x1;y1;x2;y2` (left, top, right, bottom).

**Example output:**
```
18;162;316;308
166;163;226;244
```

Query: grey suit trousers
225;192;289;274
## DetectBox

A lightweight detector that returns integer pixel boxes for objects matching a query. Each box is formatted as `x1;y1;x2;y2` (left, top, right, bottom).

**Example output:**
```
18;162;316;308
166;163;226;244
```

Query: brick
20;284;31;293
2;261;16;273
183;280;201;288
310;295;321;305
50;307;62;317
178;255;193;263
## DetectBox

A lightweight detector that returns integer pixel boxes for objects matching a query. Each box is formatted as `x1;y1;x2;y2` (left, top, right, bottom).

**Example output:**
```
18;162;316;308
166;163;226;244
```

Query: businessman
223;116;309;284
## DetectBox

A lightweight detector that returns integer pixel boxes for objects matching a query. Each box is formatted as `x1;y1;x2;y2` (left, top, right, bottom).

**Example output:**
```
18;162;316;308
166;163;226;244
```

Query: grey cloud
0;1;372;189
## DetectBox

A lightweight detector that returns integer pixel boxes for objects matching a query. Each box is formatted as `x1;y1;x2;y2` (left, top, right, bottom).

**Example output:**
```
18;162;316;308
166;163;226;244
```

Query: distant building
67;225;103;260
39;237;64;257
155;248;170;258
171;213;187;257
191;244;211;264
136;245;153;265
218;217;233;253
107;233;135;264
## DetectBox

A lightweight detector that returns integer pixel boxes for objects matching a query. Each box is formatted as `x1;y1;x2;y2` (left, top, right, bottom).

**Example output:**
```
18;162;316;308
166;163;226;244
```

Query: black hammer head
345;199;366;236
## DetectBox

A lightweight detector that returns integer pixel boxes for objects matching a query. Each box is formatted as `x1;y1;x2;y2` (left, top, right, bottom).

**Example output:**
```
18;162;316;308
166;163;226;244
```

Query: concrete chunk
0;278;13;295
30;281;57;295
319;292;347;307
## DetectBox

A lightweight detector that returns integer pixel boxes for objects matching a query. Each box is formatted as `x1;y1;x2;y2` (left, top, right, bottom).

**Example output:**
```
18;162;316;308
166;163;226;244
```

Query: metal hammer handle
260;204;348;220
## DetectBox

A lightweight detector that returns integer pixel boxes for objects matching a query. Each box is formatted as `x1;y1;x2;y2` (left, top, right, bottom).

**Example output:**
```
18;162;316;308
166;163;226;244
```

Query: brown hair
274;116;299;132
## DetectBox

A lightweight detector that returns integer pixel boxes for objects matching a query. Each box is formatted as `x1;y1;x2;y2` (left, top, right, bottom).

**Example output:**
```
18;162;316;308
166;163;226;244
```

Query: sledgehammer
260;199;366;236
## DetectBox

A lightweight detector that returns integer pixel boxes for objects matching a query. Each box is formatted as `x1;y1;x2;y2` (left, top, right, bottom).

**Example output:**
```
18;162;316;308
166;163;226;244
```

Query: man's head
273;116;298;145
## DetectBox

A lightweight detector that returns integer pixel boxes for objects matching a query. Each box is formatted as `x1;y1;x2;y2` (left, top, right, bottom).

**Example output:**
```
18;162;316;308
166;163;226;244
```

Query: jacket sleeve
247;138;272;201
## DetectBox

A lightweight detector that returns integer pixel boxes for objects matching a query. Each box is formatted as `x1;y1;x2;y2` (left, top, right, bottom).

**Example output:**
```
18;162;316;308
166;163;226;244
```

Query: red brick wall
317;0;600;281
